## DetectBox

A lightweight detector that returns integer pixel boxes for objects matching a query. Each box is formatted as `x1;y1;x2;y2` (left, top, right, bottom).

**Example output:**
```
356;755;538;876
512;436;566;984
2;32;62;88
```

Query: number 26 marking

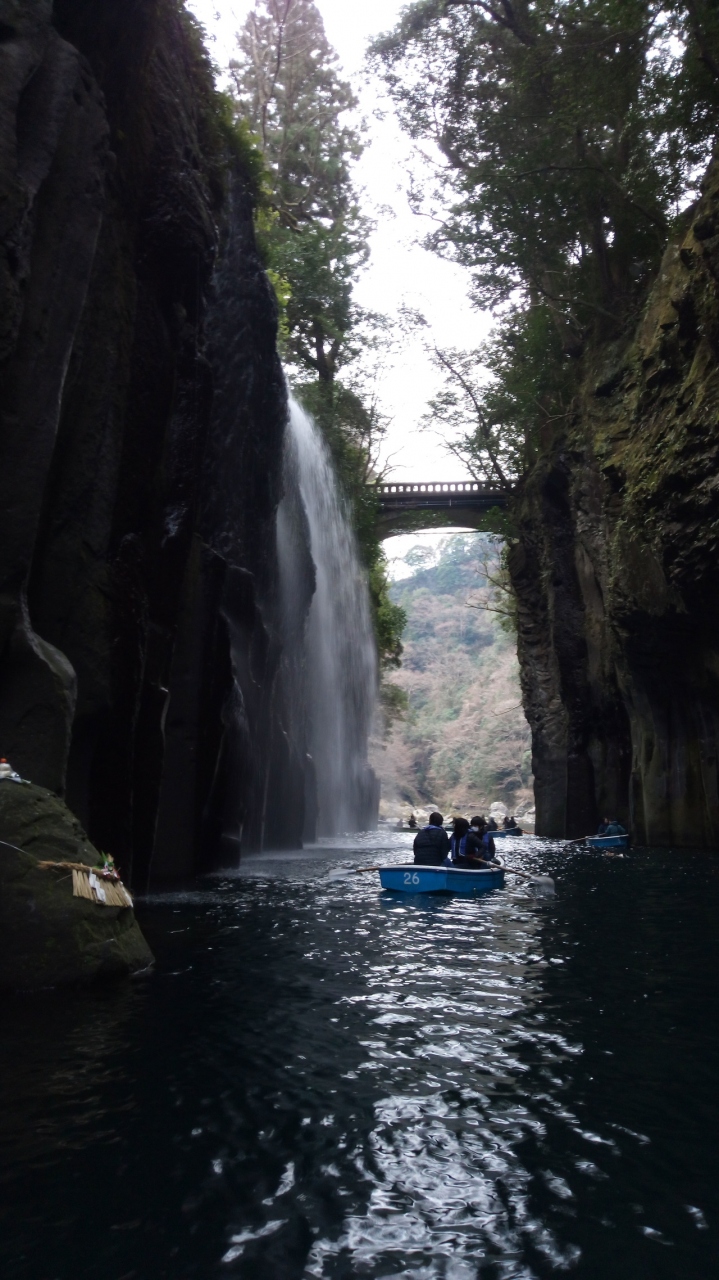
404;871;420;884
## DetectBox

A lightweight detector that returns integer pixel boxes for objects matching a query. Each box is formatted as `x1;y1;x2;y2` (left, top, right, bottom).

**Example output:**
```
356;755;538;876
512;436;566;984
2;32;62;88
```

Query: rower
413;812;450;866
603;817;627;836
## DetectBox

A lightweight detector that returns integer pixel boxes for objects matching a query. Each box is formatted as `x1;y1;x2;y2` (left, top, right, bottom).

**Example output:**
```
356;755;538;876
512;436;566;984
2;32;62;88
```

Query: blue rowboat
379;863;505;894
492;828;522;838
586;834;628;849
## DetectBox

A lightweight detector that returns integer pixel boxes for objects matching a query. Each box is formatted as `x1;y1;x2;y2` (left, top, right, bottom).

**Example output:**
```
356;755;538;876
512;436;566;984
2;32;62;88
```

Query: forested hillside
375;535;533;817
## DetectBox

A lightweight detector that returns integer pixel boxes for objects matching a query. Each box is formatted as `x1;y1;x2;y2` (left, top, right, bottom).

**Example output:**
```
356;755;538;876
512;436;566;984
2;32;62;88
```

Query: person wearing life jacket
447;817;495;868
447;817;472;866
470;816;497;863
413;812;450;866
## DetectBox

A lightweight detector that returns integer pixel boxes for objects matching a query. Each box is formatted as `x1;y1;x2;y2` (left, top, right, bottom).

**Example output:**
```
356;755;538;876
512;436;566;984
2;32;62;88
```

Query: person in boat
596;816;609;835
603;818;627;836
502;815;513;830
413;812;450;866
408;813;417;829
470;816;497;863
447;817;496;868
487;815;498;832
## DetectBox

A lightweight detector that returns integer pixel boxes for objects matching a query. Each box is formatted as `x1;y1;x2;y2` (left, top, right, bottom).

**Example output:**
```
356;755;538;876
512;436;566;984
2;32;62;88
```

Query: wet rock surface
512;160;719;844
0;0;308;891
0;781;153;990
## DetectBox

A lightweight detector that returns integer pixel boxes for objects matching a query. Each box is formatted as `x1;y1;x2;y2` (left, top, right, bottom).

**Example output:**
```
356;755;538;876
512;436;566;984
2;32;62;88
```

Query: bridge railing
375;480;494;496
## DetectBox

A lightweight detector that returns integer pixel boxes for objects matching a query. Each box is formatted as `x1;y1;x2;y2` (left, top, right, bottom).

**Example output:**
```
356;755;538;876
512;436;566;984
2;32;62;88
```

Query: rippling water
2;834;719;1279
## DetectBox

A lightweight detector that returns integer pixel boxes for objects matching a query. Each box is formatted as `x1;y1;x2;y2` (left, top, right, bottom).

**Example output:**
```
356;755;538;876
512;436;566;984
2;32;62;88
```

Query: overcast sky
186;0;492;490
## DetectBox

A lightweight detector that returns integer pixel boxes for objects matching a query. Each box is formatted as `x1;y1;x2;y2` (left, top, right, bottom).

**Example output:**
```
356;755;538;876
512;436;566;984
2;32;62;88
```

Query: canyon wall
0;0;309;884
511;159;719;845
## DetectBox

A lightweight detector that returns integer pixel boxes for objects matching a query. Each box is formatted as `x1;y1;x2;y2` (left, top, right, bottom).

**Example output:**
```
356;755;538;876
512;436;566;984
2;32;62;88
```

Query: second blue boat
586;834;628;850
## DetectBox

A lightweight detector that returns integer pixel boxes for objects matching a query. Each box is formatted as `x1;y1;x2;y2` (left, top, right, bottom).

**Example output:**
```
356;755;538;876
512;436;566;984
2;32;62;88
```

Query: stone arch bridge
373;479;509;537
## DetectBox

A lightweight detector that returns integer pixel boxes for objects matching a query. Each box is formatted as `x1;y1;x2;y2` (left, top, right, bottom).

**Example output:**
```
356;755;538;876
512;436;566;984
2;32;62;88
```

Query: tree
231;0;370;383
373;0;719;338
372;0;719;482
423;305;575;487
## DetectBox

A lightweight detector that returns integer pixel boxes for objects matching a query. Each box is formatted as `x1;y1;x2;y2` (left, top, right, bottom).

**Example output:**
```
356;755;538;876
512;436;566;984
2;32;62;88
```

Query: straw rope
37;860;133;908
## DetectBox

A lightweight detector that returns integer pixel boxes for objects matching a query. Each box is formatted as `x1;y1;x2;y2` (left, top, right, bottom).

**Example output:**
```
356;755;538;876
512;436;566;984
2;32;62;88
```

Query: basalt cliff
0;0;311;905
511;158;719;846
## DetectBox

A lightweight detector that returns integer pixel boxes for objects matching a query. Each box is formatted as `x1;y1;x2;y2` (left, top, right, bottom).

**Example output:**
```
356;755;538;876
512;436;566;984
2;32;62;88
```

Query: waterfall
277;398;379;837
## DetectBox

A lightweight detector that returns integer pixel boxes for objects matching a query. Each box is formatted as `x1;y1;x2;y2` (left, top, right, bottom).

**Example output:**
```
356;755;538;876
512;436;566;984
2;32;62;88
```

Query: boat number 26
403;871;421;884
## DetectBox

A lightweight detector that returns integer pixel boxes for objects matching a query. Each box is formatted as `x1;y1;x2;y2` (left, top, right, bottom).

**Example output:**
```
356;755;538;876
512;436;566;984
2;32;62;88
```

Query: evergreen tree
231;0;370;382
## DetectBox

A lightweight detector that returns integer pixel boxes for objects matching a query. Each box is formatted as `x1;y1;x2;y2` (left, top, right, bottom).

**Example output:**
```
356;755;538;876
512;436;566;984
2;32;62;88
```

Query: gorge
4;3;719;1278
1;0;719;927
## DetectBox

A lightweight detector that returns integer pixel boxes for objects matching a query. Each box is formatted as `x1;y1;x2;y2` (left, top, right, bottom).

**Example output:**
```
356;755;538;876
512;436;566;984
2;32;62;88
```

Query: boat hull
586;834;628;849
492;828;522;838
379;864;505;894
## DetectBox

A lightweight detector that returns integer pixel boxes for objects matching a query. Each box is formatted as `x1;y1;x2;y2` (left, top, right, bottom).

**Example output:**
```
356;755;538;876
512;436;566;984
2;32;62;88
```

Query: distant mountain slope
374;535;533;815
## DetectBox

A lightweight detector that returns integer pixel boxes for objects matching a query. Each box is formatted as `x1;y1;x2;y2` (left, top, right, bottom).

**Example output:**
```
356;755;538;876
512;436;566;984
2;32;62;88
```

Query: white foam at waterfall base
277;398;378;836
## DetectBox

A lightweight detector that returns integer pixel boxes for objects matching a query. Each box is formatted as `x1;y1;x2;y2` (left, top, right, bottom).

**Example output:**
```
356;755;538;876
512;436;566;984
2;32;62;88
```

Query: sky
185;0;493;495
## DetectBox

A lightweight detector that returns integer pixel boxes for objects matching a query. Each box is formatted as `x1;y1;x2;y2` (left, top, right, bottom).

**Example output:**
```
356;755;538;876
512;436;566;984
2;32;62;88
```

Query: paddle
326;865;380;881
495;860;556;892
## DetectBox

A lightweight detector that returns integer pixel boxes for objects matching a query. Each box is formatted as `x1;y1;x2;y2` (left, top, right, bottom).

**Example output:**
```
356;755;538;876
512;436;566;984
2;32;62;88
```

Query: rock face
0;780;153;989
0;0;310;884
511;160;719;845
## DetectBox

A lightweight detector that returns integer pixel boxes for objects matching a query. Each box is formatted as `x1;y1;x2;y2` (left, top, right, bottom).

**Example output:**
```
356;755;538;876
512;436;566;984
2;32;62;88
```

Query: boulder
0;780;153;990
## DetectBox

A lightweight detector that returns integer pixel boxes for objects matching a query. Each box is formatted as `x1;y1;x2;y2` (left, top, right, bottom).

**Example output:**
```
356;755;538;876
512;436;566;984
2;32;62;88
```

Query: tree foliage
373;0;719;489
373;0;719;340
424;305;576;487
231;0;370;381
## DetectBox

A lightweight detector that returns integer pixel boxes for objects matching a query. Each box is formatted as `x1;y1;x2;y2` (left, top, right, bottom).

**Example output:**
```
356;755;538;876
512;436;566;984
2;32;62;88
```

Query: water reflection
1;835;718;1279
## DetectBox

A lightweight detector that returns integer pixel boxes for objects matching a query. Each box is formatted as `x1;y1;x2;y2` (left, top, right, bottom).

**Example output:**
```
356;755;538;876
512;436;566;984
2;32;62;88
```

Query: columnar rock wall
0;0;309;883
511;160;719;845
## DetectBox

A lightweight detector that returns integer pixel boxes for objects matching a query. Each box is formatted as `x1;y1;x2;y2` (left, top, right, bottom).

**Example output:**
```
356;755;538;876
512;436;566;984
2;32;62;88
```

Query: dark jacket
413;824;450;866
604;821;626;836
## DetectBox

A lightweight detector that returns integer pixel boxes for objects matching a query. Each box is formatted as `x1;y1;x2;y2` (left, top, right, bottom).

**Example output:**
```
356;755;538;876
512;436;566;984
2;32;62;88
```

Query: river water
2;834;718;1279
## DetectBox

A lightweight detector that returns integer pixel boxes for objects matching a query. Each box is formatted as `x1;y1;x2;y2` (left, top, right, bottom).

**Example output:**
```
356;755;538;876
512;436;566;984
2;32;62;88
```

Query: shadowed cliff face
511;158;719;846
0;0;308;883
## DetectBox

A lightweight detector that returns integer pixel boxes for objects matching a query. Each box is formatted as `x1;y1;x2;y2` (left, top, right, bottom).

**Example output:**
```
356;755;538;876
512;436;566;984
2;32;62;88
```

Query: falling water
277;398;378;836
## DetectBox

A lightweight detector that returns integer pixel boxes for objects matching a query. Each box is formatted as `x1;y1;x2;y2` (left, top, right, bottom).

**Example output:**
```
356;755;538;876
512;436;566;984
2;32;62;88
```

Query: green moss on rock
0;782;153;990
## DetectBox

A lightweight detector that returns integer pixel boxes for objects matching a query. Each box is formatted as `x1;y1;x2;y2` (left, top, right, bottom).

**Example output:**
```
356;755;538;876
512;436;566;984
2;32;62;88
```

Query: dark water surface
2;834;719;1279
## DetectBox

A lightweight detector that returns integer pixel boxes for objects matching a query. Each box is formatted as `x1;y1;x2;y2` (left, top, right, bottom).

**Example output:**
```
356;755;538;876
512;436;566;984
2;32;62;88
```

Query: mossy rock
0;782;154;991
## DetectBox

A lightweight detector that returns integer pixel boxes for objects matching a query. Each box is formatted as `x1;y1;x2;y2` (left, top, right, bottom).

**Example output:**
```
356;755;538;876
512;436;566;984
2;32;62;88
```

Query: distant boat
492;827;523;838
586;834;628;849
378;864;505;894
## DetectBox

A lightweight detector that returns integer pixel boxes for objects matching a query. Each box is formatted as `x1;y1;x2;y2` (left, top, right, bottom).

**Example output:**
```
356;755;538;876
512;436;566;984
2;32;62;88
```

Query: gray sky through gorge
187;0;493;514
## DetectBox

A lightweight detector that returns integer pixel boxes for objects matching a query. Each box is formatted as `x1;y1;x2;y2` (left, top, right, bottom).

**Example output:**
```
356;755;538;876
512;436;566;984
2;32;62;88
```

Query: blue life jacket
449;834;468;861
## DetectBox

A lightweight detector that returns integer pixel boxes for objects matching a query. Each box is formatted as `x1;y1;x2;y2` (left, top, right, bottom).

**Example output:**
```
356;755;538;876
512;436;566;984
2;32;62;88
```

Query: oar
496;861;556;892
326;864;380;881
